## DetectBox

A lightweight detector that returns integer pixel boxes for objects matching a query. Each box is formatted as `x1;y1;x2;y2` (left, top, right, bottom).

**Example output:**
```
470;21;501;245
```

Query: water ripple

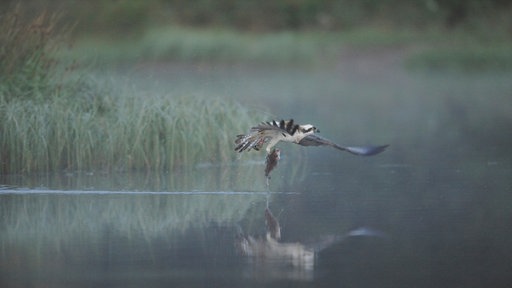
0;189;299;195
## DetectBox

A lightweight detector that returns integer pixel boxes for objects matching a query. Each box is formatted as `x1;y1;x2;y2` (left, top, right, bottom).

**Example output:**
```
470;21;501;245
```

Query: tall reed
0;5;263;174
1;88;261;173
0;5;70;102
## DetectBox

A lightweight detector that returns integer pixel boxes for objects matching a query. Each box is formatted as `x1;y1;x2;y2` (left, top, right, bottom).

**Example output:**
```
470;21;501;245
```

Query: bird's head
299;124;319;135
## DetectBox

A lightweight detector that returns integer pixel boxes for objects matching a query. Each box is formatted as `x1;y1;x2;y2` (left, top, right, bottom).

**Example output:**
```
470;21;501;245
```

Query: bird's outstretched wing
297;134;388;156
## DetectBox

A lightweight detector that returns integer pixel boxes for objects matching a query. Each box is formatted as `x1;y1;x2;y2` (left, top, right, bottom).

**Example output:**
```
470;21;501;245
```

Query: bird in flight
235;119;388;156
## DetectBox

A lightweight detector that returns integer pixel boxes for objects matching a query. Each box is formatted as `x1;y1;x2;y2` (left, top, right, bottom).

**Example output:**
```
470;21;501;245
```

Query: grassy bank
406;45;512;71
0;7;263;174
63;28;337;65
0;86;262;174
2;6;511;174
63;25;512;71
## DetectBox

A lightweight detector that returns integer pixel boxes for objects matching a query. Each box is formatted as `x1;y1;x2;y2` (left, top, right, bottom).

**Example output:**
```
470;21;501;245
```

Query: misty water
2;50;512;287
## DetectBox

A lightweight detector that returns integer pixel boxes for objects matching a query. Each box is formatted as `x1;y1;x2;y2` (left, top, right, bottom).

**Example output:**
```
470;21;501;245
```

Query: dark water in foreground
1;150;512;288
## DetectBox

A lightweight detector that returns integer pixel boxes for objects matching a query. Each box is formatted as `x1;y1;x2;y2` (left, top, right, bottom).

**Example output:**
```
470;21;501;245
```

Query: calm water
1;154;511;287
2;51;512;287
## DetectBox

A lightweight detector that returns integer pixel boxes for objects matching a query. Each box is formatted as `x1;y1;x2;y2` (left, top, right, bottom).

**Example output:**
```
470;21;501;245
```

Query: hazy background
1;1;512;287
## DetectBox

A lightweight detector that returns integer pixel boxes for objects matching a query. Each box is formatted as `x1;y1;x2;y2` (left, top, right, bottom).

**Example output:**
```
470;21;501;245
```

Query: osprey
235;119;388;156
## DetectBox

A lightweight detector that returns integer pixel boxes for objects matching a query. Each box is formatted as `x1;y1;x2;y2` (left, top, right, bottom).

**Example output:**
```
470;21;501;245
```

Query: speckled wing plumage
234;132;267;153
235;119;299;153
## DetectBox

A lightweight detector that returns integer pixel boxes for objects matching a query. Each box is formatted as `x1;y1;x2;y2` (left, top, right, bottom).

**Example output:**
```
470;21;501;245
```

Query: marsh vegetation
0;6;265;174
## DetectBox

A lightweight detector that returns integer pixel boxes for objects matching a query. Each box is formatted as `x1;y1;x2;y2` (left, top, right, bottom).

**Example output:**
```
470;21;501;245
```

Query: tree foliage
2;0;511;33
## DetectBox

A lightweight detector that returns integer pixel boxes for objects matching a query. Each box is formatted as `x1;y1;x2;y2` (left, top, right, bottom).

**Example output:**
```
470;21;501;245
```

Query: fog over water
2;48;512;287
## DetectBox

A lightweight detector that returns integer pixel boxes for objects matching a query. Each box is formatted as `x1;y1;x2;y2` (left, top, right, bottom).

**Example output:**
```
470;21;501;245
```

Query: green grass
0;7;266;174
64;25;512;71
0;6;67;103
335;26;512;71
63;26;421;65
62;27;337;64
0;14;264;174
0;83;263;174
406;44;512;71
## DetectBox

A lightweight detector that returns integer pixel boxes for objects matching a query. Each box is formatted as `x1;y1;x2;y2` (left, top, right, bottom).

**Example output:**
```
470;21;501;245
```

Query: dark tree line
1;0;511;33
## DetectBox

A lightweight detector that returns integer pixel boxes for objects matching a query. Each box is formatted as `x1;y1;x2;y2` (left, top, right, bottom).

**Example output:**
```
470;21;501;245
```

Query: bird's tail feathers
235;132;266;152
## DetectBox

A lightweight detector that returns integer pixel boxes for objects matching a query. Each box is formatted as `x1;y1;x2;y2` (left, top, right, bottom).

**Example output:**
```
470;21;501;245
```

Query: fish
265;148;280;178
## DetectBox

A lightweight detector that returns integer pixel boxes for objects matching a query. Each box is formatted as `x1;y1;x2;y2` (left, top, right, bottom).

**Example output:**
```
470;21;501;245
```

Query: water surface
2;53;512;287
2;154;511;287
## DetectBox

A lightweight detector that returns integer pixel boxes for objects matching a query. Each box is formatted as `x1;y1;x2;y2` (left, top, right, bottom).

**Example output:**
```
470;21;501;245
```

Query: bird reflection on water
235;206;388;281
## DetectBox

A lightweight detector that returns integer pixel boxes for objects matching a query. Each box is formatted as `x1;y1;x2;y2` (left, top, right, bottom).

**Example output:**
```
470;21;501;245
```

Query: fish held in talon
265;148;280;178
235;118;388;156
